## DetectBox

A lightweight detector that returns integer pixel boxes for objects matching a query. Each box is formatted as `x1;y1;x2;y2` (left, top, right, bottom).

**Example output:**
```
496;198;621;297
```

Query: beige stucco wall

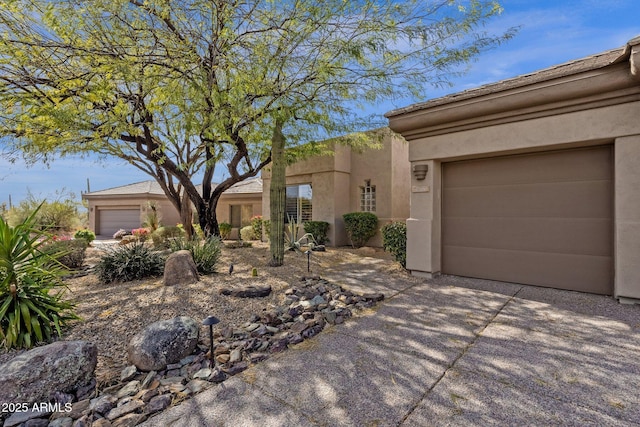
262;131;410;247
389;45;640;300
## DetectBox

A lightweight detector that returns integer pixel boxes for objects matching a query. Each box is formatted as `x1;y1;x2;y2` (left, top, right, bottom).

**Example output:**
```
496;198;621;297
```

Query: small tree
381;221;407;268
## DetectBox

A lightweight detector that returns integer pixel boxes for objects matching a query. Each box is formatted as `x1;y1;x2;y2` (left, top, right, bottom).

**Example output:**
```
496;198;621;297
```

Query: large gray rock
0;341;97;407
127;316;199;371
163;250;199;286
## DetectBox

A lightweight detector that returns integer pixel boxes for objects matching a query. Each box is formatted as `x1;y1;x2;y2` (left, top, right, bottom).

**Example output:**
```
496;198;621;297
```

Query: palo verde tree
0;0;515;264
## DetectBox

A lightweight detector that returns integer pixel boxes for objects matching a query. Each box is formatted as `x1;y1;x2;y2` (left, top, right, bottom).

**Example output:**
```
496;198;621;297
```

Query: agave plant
0;207;79;349
285;214;317;252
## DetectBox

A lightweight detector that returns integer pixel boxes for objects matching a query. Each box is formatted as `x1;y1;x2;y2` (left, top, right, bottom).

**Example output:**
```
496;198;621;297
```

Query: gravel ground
0;241;404;388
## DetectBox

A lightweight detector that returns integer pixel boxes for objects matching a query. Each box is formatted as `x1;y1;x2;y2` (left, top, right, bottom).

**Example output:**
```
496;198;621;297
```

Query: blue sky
1;0;639;206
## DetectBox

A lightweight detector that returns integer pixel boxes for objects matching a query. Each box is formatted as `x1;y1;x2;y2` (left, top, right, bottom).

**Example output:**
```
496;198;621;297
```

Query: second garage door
98;209;141;237
442;146;613;294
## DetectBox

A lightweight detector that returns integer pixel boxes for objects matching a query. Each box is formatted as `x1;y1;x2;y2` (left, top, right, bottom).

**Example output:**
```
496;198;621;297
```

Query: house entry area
441;145;613;294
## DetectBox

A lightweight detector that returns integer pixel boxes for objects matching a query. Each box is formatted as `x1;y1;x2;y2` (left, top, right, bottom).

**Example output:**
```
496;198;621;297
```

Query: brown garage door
442;146;613;294
98;209;141;237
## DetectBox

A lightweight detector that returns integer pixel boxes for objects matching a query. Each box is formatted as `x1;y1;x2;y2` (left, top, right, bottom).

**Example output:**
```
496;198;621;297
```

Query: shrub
303;221;330;245
95;242;165;283
170;236;222;274
240;225;256;241
142;202;161;231
6;190;82;233
343;212;378;248
219;222;232;240
381;221;407;268
0;207;79;349
42;239;88;269
74;229;95;244
113;229;130;239
150;225;185;249
250;215;263;240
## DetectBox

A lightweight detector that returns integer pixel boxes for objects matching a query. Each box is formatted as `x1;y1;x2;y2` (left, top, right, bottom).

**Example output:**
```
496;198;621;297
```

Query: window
230;204;253;228
360;180;376;212
286;184;312;223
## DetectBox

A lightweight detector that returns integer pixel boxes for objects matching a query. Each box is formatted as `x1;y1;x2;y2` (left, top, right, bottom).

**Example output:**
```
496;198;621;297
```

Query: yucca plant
0;207;79;349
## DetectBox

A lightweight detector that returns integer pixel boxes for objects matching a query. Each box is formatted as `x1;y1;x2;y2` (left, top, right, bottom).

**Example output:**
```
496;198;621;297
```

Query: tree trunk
180;191;194;238
269;119;286;267
198;195;222;238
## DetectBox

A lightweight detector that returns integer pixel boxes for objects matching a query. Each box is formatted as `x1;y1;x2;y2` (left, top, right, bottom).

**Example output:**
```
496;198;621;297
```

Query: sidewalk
141;268;640;426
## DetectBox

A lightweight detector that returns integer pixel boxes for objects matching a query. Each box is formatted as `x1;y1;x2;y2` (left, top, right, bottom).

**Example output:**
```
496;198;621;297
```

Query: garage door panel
443;246;612;294
442;146;612;294
444;217;612;256
444;147;612;188
98;209;141;237
444;180;612;219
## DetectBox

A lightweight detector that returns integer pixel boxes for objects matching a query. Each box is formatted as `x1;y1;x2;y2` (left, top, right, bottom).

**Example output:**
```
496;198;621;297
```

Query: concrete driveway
142;273;640;426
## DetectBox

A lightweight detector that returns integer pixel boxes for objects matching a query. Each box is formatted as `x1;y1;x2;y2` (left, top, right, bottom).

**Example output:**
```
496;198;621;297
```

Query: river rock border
13;277;383;427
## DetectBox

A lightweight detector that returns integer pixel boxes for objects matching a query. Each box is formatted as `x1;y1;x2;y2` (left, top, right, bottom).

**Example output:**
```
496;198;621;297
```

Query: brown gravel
0;241;409;388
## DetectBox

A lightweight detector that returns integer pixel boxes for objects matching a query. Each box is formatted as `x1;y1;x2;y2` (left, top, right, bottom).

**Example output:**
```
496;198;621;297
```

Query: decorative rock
65;399;91;420
193;368;213;379
0;341;97;409
290;321;308;335
91;419;113;427
137;388;159;403
163;250;199;286
140;371;157;389
145;394;172;414
72;414;91;427
112;413;146;427
248;353;269;363
3;409;51;427
362;292;385;302
288;333;304;345
75;378;97;401
270;338;288;353
229;348;242;363
207;369;228;383
90;394;118;415
120;365;137;382
116;380;140;399
219;284;272;298
49;418;74;427
127;316;199;371
106;399;144;421
221;361;249;376
159;377;186;386
216;353;230;364
24;418;49;427
186;379;210;394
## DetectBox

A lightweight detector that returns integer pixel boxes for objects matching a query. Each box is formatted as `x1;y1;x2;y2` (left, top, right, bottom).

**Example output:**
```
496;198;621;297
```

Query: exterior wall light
202;315;220;368
413;164;429;180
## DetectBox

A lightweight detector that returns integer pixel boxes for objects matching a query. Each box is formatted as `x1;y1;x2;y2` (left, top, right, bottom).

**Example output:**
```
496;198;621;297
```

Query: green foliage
7;190;82;233
285;214;316;252
219;223;232;240
0;0;515;243
303;221;330;245
150;225;185;249
343;212;378;248
95;242;165;283
74;229;95;244
42;239;88;270
142;202;161;232
169;236;222;275
250;215;263;240
240;225;256;241
381;221;407;268
0;207;79;349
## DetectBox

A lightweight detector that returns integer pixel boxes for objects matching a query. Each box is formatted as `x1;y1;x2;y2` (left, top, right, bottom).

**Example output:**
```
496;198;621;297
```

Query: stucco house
83;177;263;238
386;36;640;301
84;129;411;246
261;129;410;247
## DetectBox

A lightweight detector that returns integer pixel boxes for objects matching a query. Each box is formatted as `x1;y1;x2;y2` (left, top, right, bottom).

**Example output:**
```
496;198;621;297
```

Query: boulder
127;316;199;371
0;341;97;408
219;284;272;298
163;250;199;286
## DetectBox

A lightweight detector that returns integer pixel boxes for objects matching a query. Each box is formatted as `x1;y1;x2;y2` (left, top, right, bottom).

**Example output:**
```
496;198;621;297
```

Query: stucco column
406;159;441;277
614;135;640;302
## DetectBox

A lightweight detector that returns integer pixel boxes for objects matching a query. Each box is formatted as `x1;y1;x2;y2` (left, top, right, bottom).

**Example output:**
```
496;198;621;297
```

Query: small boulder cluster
0;278;384;427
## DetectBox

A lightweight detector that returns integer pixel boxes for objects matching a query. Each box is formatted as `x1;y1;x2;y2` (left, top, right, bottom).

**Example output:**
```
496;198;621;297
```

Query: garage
98;208;141;237
442;146;613;294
